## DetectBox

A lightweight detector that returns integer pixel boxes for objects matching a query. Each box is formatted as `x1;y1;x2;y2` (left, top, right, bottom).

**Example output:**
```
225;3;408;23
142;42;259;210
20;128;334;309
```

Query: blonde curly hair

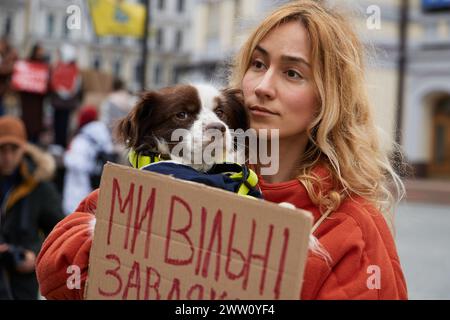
230;0;405;233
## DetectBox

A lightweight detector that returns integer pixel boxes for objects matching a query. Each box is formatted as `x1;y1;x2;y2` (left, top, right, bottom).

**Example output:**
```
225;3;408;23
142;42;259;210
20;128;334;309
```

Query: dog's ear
115;91;160;150
221;88;249;131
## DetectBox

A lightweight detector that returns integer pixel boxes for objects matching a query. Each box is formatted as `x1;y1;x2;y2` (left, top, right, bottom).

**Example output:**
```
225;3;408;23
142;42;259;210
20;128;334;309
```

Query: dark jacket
142;162;263;199
0;143;64;300
0;47;17;97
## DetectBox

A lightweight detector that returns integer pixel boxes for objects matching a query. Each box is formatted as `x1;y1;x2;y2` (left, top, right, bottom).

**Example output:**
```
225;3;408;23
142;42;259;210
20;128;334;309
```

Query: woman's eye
286;69;302;79
176;111;188;120
251;59;266;70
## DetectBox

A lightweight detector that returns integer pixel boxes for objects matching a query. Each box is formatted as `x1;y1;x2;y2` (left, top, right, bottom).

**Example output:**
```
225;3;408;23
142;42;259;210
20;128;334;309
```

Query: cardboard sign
86;163;313;300
11;60;49;94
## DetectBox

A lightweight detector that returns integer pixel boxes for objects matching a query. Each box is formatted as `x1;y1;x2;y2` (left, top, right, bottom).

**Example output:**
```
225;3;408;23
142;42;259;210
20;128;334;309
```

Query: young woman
230;0;407;299
35;1;407;300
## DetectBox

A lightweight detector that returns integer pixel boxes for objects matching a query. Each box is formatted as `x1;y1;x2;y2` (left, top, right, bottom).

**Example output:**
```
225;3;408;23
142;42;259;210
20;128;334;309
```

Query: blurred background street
397;200;450;300
0;0;449;299
399;170;450;299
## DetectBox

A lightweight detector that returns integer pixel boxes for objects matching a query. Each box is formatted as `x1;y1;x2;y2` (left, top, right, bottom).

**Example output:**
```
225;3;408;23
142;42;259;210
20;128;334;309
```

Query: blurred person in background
18;43;50;144
99;77;134;163
99;77;134;136
62;106;114;215
0;116;64;300
49;44;82;149
0;37;18;116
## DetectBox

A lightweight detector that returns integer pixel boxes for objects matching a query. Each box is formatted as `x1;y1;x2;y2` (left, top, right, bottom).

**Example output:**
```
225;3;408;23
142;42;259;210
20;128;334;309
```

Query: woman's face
242;21;318;141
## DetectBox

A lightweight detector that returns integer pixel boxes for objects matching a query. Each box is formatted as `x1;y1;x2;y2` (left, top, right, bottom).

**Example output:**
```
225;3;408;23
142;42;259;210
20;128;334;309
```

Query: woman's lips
248;105;279;116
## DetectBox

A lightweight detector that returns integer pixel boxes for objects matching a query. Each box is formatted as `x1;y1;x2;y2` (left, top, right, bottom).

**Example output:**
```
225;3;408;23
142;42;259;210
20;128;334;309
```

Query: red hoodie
258;167;407;299
36;166;407;300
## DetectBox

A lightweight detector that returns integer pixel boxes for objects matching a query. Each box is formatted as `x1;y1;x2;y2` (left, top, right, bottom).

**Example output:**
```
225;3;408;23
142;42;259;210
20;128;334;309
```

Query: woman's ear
115;91;160;149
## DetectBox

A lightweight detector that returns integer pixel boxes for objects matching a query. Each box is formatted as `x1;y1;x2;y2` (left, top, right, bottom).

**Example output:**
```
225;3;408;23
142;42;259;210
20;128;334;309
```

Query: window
206;2;220;40
156;28;164;50
63;16;69;39
435;125;445;164
173;66;180;84
158;0;165;11
424;19;438;38
234;0;241;19
174;30;183;51
154;63;162;85
135;61;143;83
447;19;450;39
47;14;55;37
92;56;102;70
177;0;185;13
114;60;122;77
4;15;12;36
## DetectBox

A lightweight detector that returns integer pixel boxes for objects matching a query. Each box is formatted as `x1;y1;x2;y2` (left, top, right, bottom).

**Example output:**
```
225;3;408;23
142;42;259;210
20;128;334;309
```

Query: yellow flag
88;0;146;38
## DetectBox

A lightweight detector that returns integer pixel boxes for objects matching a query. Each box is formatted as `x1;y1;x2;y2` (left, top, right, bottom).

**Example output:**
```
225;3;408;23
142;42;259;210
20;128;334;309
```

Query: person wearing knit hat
77;105;98;130
0;116;27;146
0;115;64;299
50;43;82;148
0;116;27;176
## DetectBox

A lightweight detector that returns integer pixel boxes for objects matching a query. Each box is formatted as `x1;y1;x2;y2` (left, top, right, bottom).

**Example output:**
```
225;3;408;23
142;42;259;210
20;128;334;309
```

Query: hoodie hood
23;143;56;182
4;144;56;211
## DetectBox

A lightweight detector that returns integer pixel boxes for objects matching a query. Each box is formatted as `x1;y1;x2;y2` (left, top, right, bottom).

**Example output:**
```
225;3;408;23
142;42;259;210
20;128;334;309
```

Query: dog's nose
205;122;226;133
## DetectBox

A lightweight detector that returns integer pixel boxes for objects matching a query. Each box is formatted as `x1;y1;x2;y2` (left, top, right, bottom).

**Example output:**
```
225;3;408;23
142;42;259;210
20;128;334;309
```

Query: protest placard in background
11;60;49;94
85;163;313;300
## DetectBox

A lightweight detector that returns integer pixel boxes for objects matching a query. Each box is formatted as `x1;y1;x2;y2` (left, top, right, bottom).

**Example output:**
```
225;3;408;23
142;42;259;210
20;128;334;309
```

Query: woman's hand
15;250;37;274
0;243;10;253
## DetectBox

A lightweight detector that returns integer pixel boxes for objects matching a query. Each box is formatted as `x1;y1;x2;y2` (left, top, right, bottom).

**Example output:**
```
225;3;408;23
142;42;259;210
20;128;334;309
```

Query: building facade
177;0;290;84
328;0;450;178
0;0;193;91
1;0;449;178
404;0;450;178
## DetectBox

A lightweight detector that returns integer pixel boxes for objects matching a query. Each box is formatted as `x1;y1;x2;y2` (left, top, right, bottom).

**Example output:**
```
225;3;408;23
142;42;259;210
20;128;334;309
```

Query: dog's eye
215;108;224;119
175;111;188;120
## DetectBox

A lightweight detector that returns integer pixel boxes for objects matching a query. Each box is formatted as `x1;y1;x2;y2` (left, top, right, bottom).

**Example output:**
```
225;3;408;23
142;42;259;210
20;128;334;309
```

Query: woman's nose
254;71;276;100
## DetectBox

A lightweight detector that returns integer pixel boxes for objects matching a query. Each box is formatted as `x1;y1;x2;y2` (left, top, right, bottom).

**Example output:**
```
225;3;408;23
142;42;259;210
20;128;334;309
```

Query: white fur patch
194;84;221;111
168;84;237;171
88;217;96;236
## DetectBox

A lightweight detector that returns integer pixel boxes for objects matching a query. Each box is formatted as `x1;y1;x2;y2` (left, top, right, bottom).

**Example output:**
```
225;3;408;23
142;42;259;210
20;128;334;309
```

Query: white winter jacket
63;121;113;215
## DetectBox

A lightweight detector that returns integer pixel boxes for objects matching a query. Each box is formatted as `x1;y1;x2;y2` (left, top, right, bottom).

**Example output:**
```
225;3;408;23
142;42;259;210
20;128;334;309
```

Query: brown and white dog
115;83;249;171
84;83;253;233
108;84;328;258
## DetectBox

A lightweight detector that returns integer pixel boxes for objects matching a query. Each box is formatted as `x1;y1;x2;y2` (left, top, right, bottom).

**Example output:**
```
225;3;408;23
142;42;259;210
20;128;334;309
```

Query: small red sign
11;60;49;94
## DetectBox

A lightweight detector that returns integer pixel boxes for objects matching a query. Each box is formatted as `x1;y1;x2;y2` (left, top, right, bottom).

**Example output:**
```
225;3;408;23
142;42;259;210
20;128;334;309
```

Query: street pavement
395;201;450;299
